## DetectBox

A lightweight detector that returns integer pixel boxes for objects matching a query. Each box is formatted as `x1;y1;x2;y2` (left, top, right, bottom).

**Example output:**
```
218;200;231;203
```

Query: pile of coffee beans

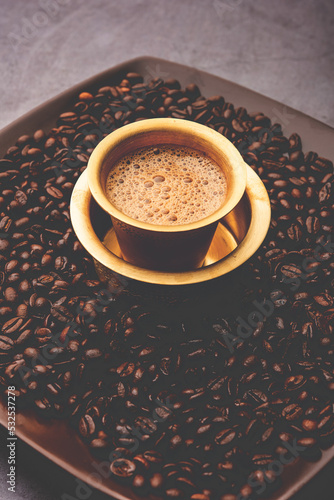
0;71;333;500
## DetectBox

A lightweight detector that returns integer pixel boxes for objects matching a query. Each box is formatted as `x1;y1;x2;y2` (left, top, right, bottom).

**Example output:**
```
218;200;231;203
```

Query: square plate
0;56;333;500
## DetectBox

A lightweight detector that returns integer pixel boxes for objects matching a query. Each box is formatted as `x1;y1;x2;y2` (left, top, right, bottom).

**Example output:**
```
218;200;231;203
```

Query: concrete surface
0;0;334;499
0;0;334;130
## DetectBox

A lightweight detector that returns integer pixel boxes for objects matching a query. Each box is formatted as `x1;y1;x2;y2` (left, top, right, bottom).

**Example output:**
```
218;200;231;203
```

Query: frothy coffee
105;145;227;225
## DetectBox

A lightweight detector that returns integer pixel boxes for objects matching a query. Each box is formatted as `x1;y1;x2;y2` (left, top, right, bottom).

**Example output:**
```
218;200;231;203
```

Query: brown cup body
111;216;218;271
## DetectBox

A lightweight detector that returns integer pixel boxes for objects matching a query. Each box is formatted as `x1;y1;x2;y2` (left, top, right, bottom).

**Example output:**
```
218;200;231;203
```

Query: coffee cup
87;118;247;272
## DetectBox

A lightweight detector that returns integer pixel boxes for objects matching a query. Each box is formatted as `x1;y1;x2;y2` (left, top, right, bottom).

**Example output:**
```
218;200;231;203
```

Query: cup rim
86;118;247;233
70;166;271;286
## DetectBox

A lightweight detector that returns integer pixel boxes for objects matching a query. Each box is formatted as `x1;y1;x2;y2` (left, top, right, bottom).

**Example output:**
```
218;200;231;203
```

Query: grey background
0;0;334;499
0;0;334;130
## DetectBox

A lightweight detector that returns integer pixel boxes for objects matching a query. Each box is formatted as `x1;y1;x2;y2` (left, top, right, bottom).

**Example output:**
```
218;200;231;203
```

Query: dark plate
0;56;334;500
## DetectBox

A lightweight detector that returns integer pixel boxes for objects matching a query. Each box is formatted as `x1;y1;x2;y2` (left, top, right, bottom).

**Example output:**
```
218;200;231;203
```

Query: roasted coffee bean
143;450;162;464
0;306;12;317
215;428;237;447
302;419;318;432
51;301;73;322
15;329;31;345
289;133;302;151
132;474;146;489
2;317;23;334
252;454;274;466
0;239;10;252
0;216;13;233
284;375;305;391
282;404;303;421
4;287;18;302
110;458;136;478
165;488;185;498
0;335;14;351
79;414;96;437
23;347;39;359
35;397;52;411
150;472;164;489
314;294;333;307
84;348;103;360
33;365;50;376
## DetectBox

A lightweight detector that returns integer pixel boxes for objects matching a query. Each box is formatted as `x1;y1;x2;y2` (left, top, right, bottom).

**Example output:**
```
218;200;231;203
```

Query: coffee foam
105;145;227;225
